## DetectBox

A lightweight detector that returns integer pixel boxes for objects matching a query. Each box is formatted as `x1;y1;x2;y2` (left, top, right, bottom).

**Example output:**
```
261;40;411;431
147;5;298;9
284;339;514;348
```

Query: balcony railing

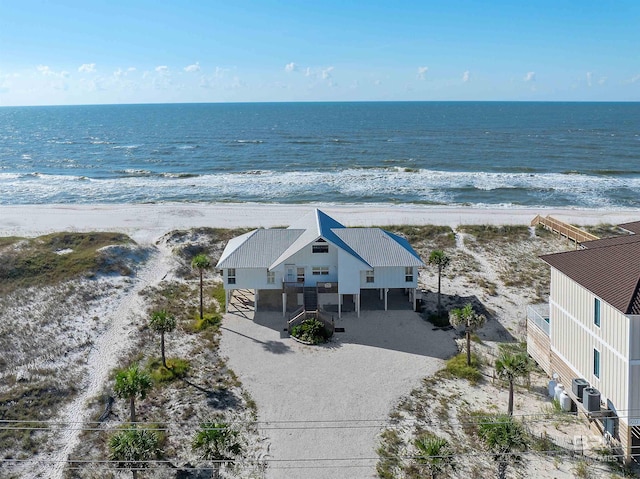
527;304;550;336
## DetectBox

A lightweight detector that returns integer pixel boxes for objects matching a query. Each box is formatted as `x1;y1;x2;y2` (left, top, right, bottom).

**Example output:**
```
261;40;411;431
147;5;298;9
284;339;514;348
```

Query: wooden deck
531;215;599;246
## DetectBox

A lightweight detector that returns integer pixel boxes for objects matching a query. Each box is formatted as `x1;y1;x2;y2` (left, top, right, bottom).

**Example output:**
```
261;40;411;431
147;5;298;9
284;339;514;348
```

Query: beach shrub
290;318;330;344
148;357;191;383
445;352;482;384
212;282;226;310
194;311;222;332
426;311;450;327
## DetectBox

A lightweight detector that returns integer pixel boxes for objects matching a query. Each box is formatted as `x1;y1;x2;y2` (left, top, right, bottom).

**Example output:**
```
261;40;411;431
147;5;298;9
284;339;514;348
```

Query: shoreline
2;203;638;244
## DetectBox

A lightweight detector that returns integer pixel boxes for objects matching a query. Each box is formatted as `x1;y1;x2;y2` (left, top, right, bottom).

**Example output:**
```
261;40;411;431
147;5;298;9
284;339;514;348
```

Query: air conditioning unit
572;378;589;402
583;387;601;413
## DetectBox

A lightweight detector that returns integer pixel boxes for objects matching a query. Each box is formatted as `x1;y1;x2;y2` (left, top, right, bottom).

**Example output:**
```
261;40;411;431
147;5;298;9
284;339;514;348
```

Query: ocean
0;102;638;208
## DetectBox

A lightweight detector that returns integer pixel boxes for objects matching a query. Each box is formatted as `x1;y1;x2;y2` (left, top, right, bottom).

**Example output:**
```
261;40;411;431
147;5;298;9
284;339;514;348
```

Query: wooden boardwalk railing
531;215;599;245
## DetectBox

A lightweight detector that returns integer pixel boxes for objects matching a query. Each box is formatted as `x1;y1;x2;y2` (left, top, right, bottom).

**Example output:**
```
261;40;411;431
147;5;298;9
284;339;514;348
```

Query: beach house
216;209;425;317
527;221;640;460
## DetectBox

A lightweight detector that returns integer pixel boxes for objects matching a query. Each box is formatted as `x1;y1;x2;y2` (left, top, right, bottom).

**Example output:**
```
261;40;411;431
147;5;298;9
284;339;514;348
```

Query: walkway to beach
219;293;458;479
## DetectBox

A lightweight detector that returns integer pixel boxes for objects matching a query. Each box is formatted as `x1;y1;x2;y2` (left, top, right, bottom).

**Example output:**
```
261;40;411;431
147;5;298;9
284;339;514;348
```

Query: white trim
550;298;627;364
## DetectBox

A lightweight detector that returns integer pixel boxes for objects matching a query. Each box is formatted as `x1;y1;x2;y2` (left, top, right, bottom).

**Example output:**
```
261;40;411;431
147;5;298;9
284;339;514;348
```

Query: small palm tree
414;434;455;479
109;427;161;479
149;310;177;369
495;350;530;416
192;253;211;320
449;303;486;366
428;250;450;313
193;421;243;479
477;414;528;479
114;364;153;423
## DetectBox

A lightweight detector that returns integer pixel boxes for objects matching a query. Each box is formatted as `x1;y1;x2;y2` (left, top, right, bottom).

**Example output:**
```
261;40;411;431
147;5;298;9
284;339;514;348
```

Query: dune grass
0;232;133;292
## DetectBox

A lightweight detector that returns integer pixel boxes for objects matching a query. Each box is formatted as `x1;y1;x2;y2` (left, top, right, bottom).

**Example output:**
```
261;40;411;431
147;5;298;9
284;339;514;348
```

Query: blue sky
1;0;638;105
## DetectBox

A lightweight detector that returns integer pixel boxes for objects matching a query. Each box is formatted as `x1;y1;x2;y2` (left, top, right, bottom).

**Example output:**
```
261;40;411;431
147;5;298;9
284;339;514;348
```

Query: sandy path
219;296;457;479
48;242;174;479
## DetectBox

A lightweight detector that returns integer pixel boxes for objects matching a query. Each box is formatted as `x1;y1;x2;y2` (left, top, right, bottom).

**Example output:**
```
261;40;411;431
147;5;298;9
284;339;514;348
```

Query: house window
228;268;236;285
267;270;275;284
594;348;600;378
297;267;305;283
405;267;413;282
366;270;374;283
312;244;329;253
312;266;329;276
594;298;601;327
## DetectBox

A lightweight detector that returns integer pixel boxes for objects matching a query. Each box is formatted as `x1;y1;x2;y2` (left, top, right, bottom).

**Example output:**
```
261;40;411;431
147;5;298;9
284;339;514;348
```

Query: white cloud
184;62;200;73
155;65;169;74
598;76;607;86
285;62;297;73
78;63;96;73
524;71;536;82
114;67;136;78
37;65;53;76
322;66;334;80
304;67;312;77
37;65;69;78
586;71;593;87
214;66;228;78
417;66;428;80
462;70;470;83
630;74;640;84
374;79;382;86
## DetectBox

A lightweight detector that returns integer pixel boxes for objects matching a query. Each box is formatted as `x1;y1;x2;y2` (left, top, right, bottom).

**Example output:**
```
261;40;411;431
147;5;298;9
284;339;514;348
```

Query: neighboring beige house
528;221;640;460
216;209;425;317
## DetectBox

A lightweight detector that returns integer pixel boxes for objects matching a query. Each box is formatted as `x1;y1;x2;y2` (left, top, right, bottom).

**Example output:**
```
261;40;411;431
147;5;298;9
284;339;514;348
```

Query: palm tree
477;414;528;479
449;303;486;366
192;253;211;320
149;310;177;369
428;250;450;314
109;427;161;479
114;364;153;423
495;350;530;416
193;421;243;479
414;434;455;479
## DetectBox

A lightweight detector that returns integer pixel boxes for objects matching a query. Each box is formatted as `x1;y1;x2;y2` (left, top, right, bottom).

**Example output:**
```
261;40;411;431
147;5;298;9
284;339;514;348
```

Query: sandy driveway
219;291;458;479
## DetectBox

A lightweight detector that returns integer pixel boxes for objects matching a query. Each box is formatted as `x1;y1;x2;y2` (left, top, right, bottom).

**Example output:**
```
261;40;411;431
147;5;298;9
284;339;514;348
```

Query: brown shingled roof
541;239;640;315
618;221;640;235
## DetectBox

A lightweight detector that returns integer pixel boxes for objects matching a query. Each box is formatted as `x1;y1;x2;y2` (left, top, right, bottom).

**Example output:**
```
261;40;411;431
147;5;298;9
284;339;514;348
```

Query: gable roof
541;222;640;315
216;209;425;271
269;209;371;269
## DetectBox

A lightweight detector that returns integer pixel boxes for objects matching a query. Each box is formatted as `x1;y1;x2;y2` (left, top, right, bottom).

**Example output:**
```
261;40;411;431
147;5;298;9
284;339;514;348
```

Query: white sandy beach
1;203;638;243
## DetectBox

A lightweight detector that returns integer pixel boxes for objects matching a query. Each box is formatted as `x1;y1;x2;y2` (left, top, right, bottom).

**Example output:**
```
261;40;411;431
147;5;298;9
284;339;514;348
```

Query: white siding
223;267;282;290
359;266;415;289
338;249;365;294
549;268;630;418
277;241;339;286
629;315;640;360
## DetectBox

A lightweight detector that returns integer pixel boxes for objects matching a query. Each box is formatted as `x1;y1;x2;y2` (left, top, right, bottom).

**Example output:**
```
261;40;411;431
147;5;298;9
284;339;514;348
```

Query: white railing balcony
527;304;550;336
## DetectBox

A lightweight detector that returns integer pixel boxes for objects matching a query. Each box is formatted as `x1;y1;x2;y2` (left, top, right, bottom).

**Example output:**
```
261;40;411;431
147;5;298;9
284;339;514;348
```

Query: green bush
194;311;222;332
426;312;450;327
147;358;190;383
212;282;226;310
290;319;330;344
445;353;482;384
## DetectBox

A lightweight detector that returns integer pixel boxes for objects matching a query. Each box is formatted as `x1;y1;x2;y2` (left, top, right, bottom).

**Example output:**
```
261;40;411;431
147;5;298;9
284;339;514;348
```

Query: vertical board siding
527;318;552;375
550;269;630;419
